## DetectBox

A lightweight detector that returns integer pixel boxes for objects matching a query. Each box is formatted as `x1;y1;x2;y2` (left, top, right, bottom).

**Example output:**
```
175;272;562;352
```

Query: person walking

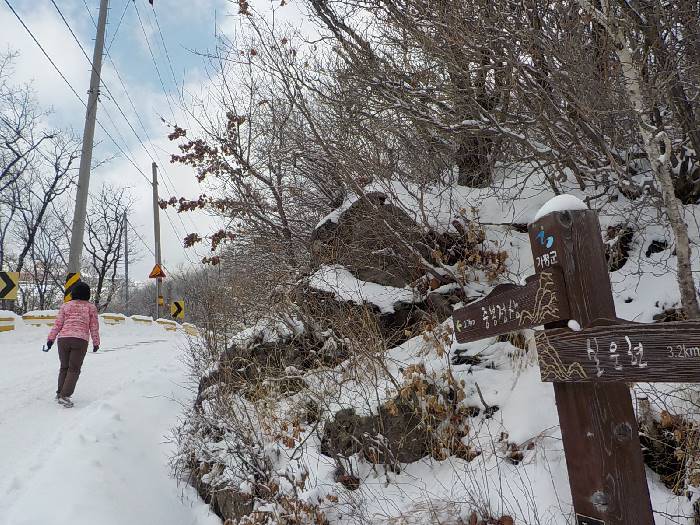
46;282;100;408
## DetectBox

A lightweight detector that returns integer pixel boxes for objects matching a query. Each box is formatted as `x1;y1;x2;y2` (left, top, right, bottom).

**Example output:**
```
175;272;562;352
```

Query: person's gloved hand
93;345;99;353
46;340;53;350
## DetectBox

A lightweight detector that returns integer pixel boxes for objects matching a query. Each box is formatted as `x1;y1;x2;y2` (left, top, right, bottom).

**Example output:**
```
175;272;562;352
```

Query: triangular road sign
149;264;166;279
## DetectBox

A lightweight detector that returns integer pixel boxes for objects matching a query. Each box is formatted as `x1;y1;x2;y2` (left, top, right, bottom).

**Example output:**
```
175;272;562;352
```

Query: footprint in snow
7;476;22;493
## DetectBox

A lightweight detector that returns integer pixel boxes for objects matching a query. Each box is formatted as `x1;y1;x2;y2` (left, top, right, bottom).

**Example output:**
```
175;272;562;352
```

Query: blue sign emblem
536;230;554;249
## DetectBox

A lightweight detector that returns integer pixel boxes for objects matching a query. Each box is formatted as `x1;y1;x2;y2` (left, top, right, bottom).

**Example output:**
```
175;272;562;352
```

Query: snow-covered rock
308;264;420;314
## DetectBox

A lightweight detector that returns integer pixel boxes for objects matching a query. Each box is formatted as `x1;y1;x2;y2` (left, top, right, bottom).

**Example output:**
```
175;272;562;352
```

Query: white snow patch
315;194;361;228
532;194;588;222
308;264;419;313
230;316;304;348
23;309;59;317
567;320;582;331
130;315;154;322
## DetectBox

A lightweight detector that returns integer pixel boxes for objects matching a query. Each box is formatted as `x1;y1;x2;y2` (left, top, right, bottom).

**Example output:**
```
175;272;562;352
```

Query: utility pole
65;0;110;302
152;162;163;319
123;211;129;315
166;281;172;317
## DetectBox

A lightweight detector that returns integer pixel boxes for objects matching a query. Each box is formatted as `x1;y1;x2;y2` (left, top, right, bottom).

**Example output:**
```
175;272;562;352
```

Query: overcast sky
1;0;307;279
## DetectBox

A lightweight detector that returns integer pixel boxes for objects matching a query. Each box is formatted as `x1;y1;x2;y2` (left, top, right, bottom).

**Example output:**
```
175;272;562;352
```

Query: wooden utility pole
151;162;163;319
529;209;653;524
123;211;129;315
65;0;110;301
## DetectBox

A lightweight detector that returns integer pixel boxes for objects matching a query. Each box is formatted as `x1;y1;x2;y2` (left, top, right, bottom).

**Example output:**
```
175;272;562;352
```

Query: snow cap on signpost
531;194;588;223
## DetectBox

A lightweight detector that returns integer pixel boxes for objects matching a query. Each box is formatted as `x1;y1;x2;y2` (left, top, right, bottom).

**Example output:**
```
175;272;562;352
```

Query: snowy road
0;321;220;525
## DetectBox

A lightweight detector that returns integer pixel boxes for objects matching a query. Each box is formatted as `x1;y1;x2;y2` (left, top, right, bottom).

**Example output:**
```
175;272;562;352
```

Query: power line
74;1;199;244
81;1;159;161
145;6;200;236
82;1;200;240
106;0;130;53
50;0;205;262
50;0;91;63
51;0;160;171
125;218;155;257
80;0;96;25
152;8;181;103
4;0;84;103
132;0;177;122
3;0;152;186
151;6;193;129
15;0;198;267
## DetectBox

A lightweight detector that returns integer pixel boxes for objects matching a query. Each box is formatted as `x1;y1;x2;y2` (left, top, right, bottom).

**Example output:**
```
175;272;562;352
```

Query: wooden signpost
453;206;663;525
538;318;700;383
452;267;570;342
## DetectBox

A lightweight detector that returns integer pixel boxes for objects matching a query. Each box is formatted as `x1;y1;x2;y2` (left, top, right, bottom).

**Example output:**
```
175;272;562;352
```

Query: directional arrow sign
537;318;700;383
171;300;184;320
452;267;570;343
0;272;19;301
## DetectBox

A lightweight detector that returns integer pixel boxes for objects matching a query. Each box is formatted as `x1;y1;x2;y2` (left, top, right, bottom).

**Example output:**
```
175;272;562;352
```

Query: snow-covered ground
0;318;221;525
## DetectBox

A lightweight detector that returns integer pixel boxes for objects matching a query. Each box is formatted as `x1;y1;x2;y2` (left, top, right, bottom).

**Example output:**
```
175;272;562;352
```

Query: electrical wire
76;0;200;244
132;0;177;122
12;0;198;266
51;0;160;170
56;0;199;263
151;6;192;130
146;5;200;235
2;0;152;186
125;218;156;258
106;0;130;53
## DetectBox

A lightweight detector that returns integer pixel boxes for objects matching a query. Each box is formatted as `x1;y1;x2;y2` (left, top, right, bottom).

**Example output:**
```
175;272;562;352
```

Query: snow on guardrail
0;310;201;337
0;310;18;332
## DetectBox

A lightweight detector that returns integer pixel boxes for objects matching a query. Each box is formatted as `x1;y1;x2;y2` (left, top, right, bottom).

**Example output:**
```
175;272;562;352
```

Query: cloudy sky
1;0;306;279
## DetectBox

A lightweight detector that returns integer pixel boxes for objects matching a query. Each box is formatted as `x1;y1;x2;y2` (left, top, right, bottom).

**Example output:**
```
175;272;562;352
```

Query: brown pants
57;337;88;397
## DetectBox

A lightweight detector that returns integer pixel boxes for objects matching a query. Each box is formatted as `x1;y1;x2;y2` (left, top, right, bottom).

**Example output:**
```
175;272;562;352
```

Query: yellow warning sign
149;264;166;279
63;273;80;303
158;296;165;306
0;272;20;301
171;301;184;320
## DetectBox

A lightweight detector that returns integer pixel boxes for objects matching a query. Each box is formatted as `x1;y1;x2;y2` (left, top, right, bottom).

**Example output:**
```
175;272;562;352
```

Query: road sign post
452;206;656;524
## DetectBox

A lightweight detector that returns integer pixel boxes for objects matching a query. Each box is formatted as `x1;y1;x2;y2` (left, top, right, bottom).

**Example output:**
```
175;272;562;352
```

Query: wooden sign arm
452;266;571;344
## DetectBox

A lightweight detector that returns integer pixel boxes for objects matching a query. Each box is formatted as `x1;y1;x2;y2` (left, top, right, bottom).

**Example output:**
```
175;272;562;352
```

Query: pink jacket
48;300;101;347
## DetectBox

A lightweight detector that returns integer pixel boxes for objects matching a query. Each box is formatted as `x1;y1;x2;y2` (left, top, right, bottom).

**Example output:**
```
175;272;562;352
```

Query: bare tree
10;134;79;274
22;211;68;311
579;0;700;318
0;52;70;269
0;52;57;196
164;43;345;272
83;185;134;312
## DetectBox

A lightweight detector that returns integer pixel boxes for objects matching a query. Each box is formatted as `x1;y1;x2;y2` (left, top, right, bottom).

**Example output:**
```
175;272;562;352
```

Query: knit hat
72;281;91;301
